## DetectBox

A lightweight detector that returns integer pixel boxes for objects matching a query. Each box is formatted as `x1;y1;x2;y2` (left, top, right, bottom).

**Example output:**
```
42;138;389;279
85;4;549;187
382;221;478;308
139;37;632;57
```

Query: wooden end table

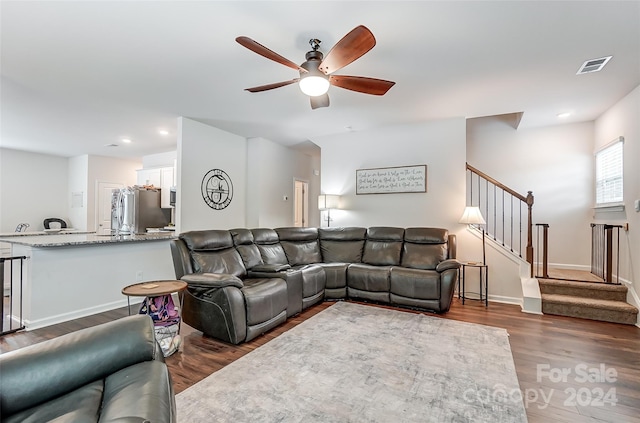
122;280;188;355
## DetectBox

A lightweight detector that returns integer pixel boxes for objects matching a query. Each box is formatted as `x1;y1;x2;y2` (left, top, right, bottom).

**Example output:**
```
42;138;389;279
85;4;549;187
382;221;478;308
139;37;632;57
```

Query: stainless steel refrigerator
111;187;170;235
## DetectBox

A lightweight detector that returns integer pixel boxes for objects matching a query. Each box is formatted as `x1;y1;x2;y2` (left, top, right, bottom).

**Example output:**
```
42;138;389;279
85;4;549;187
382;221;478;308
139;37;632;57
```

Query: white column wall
176;117;247;232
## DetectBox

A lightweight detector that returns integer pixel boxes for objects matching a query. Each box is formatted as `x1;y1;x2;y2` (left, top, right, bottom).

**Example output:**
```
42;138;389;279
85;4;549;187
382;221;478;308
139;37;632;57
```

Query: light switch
635;199;640;212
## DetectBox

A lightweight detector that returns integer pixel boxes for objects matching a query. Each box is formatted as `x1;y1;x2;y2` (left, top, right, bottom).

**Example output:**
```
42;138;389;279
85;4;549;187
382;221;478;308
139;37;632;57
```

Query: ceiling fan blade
236;36;306;73
318;25;376;75
245;79;300;93
310;93;330;110
329;75;395;96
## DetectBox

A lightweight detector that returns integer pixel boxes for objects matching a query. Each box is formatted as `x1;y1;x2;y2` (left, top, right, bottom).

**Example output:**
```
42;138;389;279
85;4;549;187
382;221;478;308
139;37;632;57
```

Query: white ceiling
1;1;639;159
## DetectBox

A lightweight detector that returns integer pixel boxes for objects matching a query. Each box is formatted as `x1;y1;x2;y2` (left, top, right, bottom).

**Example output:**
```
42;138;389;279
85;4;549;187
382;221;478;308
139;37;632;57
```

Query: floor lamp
459;206;487;264
318;194;340;227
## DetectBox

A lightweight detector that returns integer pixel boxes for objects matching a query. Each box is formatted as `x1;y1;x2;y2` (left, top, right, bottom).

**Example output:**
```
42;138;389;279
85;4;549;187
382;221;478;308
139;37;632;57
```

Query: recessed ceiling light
158;129;169;136
104;143;119;147
121;138;132;143
557;112;571;118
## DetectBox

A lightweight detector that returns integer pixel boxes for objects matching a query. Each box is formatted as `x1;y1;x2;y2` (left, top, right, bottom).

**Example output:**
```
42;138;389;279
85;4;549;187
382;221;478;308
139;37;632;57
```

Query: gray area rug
176;302;527;422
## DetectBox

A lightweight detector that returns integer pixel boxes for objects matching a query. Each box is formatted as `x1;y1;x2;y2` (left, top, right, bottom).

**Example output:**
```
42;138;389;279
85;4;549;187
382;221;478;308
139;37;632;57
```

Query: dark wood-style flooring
2;298;639;423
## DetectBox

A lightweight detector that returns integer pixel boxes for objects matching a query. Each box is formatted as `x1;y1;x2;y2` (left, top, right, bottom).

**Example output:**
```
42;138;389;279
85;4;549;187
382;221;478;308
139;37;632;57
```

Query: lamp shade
459;206;486;225
318;194;340;210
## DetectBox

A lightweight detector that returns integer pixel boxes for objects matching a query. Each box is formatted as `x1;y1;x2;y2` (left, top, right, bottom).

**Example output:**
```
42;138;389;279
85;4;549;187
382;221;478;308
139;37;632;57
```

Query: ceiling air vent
576;56;612;75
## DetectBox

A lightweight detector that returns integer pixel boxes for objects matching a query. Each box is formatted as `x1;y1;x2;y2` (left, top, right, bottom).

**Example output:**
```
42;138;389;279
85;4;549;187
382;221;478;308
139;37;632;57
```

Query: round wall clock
201;169;233;210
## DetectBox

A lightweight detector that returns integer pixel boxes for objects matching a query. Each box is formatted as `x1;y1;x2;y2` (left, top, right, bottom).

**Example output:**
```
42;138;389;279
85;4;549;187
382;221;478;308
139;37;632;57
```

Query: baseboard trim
23;297;143;330
488;294;522;306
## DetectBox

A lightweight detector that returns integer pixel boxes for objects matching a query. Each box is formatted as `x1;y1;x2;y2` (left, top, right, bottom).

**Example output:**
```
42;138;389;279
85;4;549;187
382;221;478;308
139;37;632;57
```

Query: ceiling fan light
299;75;330;97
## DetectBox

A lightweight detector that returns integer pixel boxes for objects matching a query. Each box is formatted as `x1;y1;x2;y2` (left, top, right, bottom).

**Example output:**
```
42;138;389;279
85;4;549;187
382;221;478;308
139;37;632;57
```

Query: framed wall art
356;164;426;195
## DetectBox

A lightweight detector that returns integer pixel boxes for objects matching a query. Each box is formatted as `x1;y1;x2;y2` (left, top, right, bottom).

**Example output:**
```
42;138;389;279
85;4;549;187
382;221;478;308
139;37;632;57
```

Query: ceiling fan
236;25;395;109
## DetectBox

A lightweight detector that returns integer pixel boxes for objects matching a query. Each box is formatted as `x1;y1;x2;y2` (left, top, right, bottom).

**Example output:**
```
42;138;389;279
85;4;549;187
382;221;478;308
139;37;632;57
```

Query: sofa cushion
319;227;366;263
180;230;233;251
276;227;322;266
242;278;288;326
280;241;322;266
2;379;104;423
362;227;404;266
231;228;263;270
191;248;247;278
252;229;289;264
101;360;175;423
347;263;391;292
390;267;441;300
401;228;448;270
275;227;318;241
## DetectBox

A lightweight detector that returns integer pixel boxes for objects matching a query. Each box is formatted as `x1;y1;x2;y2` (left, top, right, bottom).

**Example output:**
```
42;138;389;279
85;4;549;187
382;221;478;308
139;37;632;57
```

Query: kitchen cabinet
137;166;174;208
136;168;162;187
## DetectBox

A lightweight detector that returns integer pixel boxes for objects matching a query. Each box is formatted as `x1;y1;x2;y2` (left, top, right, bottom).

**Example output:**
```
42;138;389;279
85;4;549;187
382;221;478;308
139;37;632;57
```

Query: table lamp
459;206;487;265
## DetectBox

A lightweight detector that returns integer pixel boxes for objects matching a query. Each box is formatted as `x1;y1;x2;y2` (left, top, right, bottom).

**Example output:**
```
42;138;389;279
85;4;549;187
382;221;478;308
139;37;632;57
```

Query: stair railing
465;163;534;276
591;223;622;284
535;223;549;278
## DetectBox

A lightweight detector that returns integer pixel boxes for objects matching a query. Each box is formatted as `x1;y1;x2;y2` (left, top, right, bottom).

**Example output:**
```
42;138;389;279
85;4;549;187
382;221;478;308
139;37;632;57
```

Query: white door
294;180;309;227
97;182;123;235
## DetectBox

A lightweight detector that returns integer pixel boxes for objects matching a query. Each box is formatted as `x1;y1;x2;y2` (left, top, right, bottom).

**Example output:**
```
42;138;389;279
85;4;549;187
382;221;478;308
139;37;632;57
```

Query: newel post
526;191;534;277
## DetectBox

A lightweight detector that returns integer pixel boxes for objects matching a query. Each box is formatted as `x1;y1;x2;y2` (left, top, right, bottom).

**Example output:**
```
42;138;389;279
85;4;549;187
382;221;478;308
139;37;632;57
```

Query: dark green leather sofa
0;315;176;423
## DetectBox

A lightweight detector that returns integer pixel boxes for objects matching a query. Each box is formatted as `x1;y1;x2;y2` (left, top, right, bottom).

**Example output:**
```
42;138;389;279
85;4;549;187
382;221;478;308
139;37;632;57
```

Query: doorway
96;181;123;235
294;180;309;228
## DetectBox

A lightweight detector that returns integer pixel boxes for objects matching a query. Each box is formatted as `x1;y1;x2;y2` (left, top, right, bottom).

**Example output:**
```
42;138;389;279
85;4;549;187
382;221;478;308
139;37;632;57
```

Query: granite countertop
0;232;177;247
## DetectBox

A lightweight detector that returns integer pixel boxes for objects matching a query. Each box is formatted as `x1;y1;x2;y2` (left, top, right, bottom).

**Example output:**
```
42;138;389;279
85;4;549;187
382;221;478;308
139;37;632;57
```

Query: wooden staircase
539;277;638;325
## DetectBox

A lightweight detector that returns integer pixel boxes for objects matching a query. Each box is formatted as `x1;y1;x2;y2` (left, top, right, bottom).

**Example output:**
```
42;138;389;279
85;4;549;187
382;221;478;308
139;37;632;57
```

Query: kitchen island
0;232;177;330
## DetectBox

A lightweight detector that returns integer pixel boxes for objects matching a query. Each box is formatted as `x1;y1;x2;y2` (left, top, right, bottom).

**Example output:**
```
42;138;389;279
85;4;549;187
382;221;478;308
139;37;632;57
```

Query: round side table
122;280;187;356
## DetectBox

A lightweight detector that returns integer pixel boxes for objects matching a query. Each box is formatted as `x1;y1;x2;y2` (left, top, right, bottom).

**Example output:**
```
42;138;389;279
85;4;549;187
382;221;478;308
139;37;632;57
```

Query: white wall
0;148;68;232
176;117;247;232
142;150;177;169
312;118;467;229
68;155;89;230
0;149;140;232
467;118;595;268
594;85;639;310
246;137;320;228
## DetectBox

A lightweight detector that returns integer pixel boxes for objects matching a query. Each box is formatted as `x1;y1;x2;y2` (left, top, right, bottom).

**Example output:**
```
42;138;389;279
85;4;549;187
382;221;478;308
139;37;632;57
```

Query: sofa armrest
251;263;291;272
0;315;158;419
436;259;461;272
181;273;244;289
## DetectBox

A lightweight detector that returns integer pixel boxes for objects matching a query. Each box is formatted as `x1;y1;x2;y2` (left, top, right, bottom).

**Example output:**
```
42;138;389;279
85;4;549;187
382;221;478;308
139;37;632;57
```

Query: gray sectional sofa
170;226;459;344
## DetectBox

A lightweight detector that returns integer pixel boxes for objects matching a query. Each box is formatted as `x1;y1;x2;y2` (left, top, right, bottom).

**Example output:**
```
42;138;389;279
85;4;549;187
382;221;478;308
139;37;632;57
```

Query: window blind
595;138;623;205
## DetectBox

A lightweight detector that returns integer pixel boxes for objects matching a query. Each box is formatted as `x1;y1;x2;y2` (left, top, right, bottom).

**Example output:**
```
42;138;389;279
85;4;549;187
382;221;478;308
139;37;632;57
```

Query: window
595;137;624;206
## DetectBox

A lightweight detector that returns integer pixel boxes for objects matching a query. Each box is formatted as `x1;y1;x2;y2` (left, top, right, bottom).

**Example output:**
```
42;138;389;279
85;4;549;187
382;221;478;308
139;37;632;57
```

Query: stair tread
538;279;628;292
542;294;638;312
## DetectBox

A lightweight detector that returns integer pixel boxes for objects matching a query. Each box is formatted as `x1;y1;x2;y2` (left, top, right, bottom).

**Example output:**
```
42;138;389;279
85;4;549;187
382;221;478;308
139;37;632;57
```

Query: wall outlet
136;271;143;282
